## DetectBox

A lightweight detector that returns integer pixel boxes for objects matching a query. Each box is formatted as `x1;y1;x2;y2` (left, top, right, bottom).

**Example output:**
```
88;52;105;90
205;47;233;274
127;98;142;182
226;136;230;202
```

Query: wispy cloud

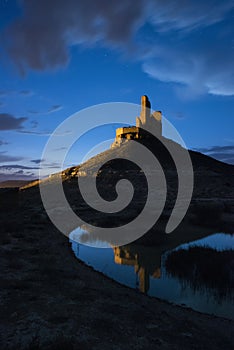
33;160;60;169
30;120;38;128
53;147;67;151
18;129;71;136
173;112;186;120
0;162;39;181
18;129;51;136
19;89;34;96
194;145;234;165
30;158;44;164
42;161;61;169
0;152;24;163
0;168;37;182
0;172;36;182
0;164;39;170
0;89;33;97
28;104;63;115
0;90;14;97
47;105;63;113
3;0;234;96
0;113;27;130
195;145;234;153
0;140;9;146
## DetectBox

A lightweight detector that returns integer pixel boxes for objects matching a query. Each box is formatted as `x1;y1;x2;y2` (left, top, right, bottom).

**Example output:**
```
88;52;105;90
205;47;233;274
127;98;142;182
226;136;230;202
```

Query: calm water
70;230;234;319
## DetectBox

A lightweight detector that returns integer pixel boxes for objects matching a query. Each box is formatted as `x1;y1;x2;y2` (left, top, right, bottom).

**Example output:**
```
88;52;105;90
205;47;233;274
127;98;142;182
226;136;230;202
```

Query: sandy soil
0;188;233;350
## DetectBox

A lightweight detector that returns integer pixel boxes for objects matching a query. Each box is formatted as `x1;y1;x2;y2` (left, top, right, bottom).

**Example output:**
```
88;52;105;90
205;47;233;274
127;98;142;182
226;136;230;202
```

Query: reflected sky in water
70;230;234;319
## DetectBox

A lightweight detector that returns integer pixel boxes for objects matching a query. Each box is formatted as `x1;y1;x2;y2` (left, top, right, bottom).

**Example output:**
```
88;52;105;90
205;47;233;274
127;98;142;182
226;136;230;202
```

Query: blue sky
0;0;233;181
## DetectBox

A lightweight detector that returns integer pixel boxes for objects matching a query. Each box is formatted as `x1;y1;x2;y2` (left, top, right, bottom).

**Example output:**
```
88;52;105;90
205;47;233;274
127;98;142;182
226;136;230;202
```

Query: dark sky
0;0;233;180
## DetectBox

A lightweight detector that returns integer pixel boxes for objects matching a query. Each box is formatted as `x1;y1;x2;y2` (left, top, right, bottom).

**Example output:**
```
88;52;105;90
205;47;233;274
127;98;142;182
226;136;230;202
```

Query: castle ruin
113;95;162;146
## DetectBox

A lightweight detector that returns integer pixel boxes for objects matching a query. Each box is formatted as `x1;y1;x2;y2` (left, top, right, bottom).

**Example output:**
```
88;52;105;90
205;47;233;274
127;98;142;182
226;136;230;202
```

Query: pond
69;229;234;320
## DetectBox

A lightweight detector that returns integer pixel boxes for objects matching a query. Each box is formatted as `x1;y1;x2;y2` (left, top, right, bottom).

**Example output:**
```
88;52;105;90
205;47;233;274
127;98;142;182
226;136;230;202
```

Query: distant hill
0;180;33;188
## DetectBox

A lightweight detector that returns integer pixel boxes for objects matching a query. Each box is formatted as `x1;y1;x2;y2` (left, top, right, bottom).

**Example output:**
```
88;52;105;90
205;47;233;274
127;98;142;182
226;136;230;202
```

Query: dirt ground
0;189;233;350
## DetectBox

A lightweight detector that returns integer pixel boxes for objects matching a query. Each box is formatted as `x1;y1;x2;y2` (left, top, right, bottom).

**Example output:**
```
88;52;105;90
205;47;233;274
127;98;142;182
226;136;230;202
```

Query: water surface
70;230;234;319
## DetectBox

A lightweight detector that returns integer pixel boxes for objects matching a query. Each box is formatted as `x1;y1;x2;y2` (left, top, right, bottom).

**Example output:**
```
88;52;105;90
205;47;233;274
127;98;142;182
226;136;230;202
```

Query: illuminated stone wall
113;95;162;147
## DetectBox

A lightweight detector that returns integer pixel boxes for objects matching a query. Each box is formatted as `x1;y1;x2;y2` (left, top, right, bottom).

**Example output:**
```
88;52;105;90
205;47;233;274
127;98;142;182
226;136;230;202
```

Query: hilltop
18;134;234;238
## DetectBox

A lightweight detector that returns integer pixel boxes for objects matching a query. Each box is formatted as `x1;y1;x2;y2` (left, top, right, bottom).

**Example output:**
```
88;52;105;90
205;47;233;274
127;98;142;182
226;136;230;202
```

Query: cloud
19;89;34;96
3;0;234;96
0;140;8;146
173;112;186;120
0;168;37;181
0;161;50;181
0;90;14;97
18;129;52;136
53;147;67;151
194;145;234;164
30;120;38;128
142;27;234;97
31;159;44;164
0;164;39;170
18;129;71;136
4;0;144;71
0;160;61;182
0;152;24;163
0;172;36;182
146;1;234;32
195;145;234;153
42;162;61;169
0;113;27;130
31;159;61;169
0;89;33;97
27;110;39;115
28;104;63;115
15;169;24;174
47;105;63;113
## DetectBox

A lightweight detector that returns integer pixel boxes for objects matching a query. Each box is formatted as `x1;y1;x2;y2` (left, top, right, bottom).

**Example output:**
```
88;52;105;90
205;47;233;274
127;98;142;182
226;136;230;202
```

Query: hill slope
19;137;234;235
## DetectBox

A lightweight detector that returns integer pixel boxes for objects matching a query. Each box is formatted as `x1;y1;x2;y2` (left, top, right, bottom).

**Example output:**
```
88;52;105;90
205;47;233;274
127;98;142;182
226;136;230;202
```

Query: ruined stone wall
112;95;162;147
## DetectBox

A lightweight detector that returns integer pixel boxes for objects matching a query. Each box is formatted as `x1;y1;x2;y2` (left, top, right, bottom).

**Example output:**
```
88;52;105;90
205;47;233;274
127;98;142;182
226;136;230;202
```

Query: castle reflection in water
114;245;161;293
70;226;234;319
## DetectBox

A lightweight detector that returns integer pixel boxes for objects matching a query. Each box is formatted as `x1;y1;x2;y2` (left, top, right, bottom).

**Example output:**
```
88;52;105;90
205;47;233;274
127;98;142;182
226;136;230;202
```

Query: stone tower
136;95;151;127
141;95;151;125
112;95;163;147
136;95;162;137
